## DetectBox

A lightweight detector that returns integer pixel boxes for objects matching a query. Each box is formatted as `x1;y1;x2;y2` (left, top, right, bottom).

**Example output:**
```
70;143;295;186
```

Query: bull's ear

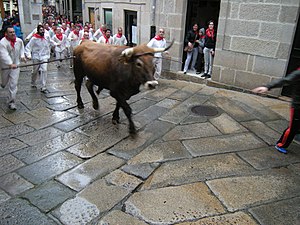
135;58;144;68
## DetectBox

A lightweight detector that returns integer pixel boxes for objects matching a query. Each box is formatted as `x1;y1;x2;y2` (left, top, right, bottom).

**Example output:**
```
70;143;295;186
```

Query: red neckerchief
104;35;110;44
5;35;16;48
61;27;67;32
206;28;214;40
33;33;45;39
116;33;122;38
56;33;63;41
73;30;79;37
154;35;164;41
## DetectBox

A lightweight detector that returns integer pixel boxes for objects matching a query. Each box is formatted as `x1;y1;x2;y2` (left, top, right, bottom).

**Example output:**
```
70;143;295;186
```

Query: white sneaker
31;82;37;88
8;102;17;110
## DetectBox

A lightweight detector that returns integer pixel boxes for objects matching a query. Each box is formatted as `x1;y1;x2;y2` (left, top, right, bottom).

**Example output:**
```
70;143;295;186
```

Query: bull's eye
135;58;144;68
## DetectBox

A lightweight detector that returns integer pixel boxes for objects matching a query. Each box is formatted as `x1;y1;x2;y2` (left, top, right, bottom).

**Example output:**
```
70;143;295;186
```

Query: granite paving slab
265;119;289;133
177;211;258;225
0;124;34;139
128;140;191;165
0;198;57;225
130;98;157;114
144;87;178;101
55;179;129;223
0;155;25;176
207;168;300;212
241;120;281;145
162;122;221;141
44;96;68;105
0;189;10;204
66;124;128;158
108;120;174;159
159;94;210;124
167;90;194;102
249;197;300;225
122;163;160;180
20;98;49;110
97;210;148;225
17;151;82;185
104;170;143;192
22;180;76;212
53;197;100;225
0;173;34;196
56;153;125;191
0;116;13;128
209;113;247;134
125;182;225;224
13;131;87;164
238;146;300;170
155;98;181;109
2;111;34;124
288;163;300;175
141;153;255;190
0;138;28;156
183;132;266;156
210;96;255;122
16;127;64;145
134;105;169;128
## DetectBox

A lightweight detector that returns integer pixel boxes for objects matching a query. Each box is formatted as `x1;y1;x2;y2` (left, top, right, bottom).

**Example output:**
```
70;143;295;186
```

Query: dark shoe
205;74;211;79
183;71;186;74
201;73;207;78
41;88;49;94
275;145;287;154
196;72;201;74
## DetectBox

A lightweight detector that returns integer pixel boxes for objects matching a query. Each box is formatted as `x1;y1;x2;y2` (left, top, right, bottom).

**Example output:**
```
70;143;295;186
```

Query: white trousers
153;57;162;80
183;47;198;72
32;59;48;89
1;68;20;103
55;50;67;67
203;47;214;75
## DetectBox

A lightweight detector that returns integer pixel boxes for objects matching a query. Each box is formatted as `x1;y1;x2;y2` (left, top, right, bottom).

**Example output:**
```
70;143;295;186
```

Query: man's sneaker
201;73;207;78
31;82;37;88
1;84;5;88
8;102;17;110
275;145;287;154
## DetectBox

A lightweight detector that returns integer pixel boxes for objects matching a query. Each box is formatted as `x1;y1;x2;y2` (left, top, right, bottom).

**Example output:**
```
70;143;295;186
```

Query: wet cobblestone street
0;62;299;225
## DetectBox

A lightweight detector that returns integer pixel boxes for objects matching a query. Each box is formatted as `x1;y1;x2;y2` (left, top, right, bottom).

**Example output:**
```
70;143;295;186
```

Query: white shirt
0;37;25;67
147;37;167;58
97;36;113;45
25;35;51;61
52;34;68;52
68;31;80;47
113;34;128;46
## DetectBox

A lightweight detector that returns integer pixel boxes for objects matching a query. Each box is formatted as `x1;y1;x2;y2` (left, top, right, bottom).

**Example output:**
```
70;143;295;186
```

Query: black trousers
277;107;300;148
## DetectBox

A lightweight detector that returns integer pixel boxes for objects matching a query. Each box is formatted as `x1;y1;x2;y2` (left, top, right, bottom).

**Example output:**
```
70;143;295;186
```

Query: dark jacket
266;69;300;109
185;30;199;48
204;33;216;50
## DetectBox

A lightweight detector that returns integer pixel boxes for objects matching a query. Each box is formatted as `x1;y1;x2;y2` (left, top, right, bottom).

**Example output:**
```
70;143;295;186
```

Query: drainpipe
150;0;156;39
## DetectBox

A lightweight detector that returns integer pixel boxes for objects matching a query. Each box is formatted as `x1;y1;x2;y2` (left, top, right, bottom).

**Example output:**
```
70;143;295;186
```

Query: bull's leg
112;102;120;124
118;99;136;135
75;78;84;109
85;79;99;110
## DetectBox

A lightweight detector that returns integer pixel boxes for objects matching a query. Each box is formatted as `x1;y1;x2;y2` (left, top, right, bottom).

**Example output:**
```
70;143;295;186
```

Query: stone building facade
81;0;299;96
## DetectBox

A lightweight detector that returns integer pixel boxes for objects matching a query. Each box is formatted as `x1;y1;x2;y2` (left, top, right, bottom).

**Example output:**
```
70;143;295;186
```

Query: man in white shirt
97;29;113;45
93;24;106;42
113;27;127;46
25;24;52;93
67;25;81;68
147;28;168;80
52;27;68;68
0;26;26;109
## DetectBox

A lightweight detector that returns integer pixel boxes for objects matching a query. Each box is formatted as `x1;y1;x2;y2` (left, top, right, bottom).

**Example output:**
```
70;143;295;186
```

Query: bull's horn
121;48;134;57
153;38;175;53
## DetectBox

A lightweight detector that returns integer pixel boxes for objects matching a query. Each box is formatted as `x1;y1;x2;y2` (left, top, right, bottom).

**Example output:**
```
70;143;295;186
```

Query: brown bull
73;40;173;135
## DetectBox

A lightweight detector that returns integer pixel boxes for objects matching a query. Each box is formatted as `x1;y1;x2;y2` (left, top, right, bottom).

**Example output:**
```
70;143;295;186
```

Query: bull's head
120;39;174;89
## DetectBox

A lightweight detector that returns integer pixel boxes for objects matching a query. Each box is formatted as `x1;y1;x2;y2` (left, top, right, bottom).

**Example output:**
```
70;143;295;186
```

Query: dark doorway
282;17;300;97
182;0;221;70
125;10;137;47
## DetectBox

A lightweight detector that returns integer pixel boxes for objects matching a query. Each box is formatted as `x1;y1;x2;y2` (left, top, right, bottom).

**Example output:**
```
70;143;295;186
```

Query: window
104;9;112;31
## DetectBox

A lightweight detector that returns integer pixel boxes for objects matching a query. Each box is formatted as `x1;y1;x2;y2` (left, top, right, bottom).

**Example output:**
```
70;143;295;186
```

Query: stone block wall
213;0;299;94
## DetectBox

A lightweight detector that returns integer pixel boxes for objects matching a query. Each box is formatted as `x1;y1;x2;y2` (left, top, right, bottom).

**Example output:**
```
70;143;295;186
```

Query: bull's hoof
93;102;99;110
78;104;84;109
112;119;120;125
129;129;137;138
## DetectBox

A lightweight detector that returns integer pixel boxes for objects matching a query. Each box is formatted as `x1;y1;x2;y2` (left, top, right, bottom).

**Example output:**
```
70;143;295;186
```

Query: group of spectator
183;20;216;79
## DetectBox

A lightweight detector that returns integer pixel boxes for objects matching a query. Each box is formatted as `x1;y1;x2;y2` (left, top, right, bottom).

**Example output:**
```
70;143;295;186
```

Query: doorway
282;17;300;97
125;10;137;47
182;0;221;70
